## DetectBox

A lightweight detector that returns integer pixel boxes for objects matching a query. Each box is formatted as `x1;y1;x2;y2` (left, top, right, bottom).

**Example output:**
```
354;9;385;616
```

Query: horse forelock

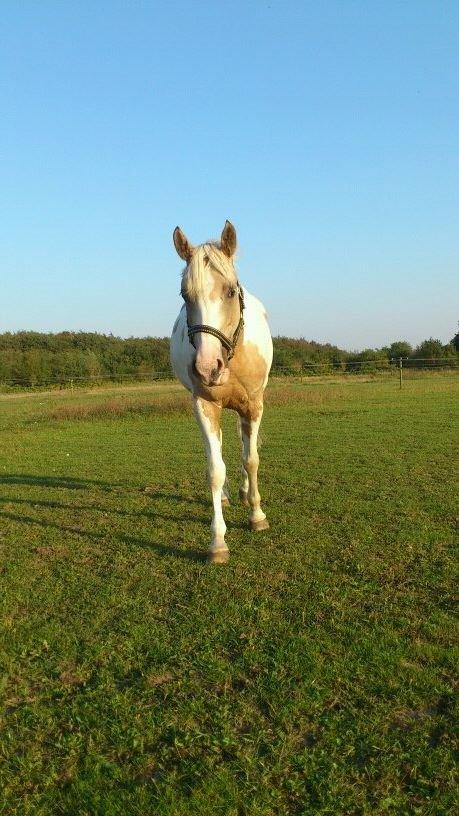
182;243;237;299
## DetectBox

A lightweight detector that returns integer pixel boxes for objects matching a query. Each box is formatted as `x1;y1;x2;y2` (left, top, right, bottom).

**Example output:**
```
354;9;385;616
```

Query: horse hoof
249;518;270;532
221;496;230;507
208;548;229;564
239;488;250;507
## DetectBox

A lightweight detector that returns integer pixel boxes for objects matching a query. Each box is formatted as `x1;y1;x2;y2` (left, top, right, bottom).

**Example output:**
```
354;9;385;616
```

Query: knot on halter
187;285;245;360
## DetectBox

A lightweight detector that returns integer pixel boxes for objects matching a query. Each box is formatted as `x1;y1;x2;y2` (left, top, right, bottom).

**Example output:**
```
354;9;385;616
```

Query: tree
415;339;445;358
388;341;413;359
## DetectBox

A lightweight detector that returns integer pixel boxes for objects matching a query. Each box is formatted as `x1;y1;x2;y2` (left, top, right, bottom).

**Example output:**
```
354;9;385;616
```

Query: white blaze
193;298;227;384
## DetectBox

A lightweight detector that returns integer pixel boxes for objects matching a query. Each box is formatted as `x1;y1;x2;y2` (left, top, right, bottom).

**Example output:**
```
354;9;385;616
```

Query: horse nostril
210;359;224;382
210;359;224;381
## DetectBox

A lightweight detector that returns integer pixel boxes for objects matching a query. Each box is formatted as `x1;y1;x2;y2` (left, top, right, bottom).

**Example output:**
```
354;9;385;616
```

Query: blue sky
1;0;458;350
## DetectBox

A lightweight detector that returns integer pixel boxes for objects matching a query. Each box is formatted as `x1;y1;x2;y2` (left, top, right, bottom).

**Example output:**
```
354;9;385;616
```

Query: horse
170;220;273;563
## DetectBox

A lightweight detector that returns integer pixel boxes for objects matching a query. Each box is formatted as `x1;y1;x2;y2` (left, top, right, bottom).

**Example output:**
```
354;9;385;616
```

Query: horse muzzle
193;356;229;387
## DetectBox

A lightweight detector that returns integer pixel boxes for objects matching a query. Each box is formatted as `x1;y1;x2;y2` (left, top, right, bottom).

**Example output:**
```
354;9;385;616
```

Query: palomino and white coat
170;221;273;562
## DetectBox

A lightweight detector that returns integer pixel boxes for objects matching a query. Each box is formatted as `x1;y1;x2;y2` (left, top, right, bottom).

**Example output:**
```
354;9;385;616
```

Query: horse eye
228;287;236;298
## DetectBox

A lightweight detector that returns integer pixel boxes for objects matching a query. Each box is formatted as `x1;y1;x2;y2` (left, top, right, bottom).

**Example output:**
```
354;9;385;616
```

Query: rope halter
187;285;245;361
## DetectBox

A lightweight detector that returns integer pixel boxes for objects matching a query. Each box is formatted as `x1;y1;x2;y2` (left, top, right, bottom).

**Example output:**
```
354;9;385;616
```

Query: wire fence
0;357;457;392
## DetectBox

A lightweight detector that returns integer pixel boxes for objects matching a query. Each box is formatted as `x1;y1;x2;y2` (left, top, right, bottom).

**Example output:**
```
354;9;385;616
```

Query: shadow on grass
0;494;248;530
0;475;249;530
0;474;249;559
0;508;207;562
0;475;211;506
143;490;209;507
0;473;119;491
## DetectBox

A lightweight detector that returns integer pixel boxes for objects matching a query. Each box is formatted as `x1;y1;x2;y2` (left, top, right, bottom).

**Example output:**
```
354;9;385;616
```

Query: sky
1;0;458;351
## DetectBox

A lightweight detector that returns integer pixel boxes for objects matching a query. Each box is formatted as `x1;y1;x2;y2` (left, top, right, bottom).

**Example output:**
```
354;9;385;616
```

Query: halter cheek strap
187;285;245;361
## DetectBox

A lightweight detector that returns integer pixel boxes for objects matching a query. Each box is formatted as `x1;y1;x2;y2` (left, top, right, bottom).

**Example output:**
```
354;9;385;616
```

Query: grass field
0;377;457;815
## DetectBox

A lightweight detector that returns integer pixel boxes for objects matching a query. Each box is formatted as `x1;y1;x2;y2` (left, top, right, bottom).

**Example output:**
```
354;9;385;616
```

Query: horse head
173;221;243;387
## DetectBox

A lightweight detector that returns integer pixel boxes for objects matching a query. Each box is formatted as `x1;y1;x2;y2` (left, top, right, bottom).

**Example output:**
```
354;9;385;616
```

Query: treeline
0;332;171;386
272;337;458;374
0;331;457;386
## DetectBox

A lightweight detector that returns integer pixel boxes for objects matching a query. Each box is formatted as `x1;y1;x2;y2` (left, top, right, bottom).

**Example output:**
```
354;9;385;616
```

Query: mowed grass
0;378;457;816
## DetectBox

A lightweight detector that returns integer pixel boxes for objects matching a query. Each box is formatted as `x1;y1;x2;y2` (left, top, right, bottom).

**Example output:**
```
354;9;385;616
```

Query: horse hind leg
237;416;250;506
220;428;231;507
238;473;250;507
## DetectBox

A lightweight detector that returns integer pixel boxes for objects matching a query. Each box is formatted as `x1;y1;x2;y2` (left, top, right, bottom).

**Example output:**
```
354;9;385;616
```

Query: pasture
0;377;457;815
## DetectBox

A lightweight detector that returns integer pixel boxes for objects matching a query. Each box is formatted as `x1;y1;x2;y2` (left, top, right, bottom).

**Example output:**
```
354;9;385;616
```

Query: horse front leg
240;409;269;532
193;397;229;563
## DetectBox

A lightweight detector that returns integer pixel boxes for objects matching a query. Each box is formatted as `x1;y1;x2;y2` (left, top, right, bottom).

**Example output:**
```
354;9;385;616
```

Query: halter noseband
187;285;245;361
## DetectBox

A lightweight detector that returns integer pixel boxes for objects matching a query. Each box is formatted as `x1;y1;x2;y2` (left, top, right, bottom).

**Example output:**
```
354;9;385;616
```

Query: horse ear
173;227;194;262
220;220;237;258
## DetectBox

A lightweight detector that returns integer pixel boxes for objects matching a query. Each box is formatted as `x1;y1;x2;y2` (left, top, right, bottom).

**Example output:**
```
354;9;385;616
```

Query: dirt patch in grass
146;671;174;688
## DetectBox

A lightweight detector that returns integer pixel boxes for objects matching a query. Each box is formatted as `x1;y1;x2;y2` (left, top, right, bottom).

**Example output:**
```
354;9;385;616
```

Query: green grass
0;378;457;815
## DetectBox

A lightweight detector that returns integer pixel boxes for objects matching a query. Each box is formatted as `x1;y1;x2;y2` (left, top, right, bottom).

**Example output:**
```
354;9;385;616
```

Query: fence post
399;357;403;390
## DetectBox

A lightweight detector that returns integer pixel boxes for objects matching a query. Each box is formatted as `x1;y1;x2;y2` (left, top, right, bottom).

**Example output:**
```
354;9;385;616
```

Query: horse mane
182;242;237;299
